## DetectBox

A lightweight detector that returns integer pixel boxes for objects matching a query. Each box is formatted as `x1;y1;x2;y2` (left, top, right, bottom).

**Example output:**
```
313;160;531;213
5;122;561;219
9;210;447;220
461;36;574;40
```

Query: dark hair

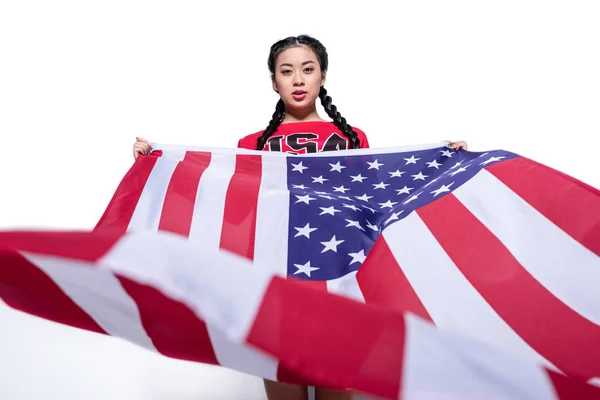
256;35;361;151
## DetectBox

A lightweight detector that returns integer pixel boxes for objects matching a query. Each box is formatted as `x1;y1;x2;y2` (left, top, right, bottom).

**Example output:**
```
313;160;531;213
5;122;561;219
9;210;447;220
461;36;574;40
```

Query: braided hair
256;35;361;150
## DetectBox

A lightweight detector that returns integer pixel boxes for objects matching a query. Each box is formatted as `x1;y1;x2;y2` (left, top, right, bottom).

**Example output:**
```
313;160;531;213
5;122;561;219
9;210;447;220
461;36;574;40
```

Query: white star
329;161;346;172
333;185;350;193
291;161;308;173
479;152;489;158
366;220;379;231
450;165;469;177
293;261;319;277
356;193;374;202
345;219;365;231
350;174;367;183
440;149;454;158
450;160;464;169
384;211;404;225
321;235;345;253
294;222;318;238
480;156;505;166
411;172;428;181
314;191;329;195
373;182;390;190
404;155;420;164
367;159;384;170
403;192;421;205
312;175;329;184
427;160;442;169
389;169;405;178
363;205;378;213
338;196;354;201
292;184;308;190
295;194;316;204
379;200;398;209
319;195;335;200
431;182;455;197
396;186;414;195
319;206;341;216
424;174;443;187
348;250;367;265
343;203;361;212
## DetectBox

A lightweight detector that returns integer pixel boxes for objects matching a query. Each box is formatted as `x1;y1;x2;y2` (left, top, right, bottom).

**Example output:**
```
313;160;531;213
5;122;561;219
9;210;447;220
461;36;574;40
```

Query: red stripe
357;236;432;321
94;151;162;233
418;193;600;379
546;369;600;399
158;151;211;236
486;157;600;256
220;154;262;260
117;277;219;365
0;230;121;262
0;251;106;334
247;276;405;400
275;277;328;385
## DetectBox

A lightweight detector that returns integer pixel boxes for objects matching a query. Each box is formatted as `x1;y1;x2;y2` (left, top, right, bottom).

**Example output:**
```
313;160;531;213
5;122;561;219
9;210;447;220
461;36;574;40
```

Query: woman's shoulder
237;130;264;150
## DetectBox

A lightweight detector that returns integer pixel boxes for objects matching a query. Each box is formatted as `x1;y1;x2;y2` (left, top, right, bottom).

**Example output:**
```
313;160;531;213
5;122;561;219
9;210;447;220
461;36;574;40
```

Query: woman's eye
304;68;313;73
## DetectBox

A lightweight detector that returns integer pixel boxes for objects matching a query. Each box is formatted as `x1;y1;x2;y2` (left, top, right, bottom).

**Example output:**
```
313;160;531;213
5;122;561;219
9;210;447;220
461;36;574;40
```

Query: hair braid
318;87;360;149
256;99;285;150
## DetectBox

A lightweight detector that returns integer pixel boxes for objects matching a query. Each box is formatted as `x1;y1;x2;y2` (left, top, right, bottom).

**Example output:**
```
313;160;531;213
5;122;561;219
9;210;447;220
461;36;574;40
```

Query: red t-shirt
237;121;370;153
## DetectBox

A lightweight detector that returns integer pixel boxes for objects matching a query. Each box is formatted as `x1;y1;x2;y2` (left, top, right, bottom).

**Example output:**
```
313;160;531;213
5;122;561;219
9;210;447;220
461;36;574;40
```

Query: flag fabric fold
1;141;599;399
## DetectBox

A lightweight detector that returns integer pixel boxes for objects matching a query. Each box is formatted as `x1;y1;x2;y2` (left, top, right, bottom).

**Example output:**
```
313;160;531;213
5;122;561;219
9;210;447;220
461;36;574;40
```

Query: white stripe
254;154;290;277
22;252;156;351
327;271;364;302
402;314;558;400
383;212;559;371
455;169;600;325
188;153;236;252
127;150;186;232
98;231;270;343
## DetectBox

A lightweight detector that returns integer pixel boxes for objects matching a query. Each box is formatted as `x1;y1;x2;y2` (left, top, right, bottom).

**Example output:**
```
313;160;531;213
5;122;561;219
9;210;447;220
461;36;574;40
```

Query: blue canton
285;145;518;281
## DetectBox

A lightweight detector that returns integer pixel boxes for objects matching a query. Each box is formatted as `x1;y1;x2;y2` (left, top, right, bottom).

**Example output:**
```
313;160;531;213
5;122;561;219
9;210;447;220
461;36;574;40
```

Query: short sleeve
353;127;370;148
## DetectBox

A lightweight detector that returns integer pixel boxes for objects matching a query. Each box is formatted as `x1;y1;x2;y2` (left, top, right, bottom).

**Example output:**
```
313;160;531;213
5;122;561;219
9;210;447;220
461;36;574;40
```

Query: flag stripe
253;154;290;277
0;251;107;335
357;236;431;321
117;277;219;365
384;211;557;370
547;370;600;400
24;253;156;351
0;230;120;262
419;193;600;379
188;153;236;251
127;150;186;232
486;157;600;257
247;276;406;400
158;151;212;236
94;152;161;233
220;154;262;259
327;271;364;303
454;169;600;325
402;314;559;400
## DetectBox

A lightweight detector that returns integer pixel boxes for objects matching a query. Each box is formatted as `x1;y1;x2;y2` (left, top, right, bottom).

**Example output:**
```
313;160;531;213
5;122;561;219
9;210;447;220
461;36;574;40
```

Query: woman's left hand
445;140;468;150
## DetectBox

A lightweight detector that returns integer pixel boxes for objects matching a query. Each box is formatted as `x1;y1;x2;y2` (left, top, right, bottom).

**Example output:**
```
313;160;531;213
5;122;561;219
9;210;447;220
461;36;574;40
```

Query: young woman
133;35;467;399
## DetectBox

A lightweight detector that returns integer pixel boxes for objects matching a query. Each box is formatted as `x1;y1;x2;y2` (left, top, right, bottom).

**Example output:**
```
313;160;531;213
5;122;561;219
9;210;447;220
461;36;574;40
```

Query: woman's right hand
133;137;153;160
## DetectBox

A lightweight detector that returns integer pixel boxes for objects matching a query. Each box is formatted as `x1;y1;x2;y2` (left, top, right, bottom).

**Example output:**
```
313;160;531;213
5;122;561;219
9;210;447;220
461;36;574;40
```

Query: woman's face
272;45;326;112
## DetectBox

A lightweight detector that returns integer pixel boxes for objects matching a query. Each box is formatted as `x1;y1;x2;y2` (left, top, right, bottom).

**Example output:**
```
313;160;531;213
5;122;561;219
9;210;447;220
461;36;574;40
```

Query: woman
133;34;467;399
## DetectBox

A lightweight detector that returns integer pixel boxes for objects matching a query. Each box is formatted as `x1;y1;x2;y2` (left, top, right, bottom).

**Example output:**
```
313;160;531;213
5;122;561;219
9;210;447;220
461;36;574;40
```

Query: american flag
1;141;599;399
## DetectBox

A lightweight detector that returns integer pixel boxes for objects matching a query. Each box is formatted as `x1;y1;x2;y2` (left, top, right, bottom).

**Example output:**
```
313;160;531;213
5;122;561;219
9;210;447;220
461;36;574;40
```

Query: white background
0;1;598;399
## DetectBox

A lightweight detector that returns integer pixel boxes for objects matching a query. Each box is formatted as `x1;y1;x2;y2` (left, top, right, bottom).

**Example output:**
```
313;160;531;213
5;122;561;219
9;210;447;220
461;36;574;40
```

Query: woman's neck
281;105;326;124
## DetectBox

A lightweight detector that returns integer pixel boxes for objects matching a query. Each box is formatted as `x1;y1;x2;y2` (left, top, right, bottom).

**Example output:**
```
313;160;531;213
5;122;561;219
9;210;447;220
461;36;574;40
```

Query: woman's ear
321;71;327;87
272;75;278;93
